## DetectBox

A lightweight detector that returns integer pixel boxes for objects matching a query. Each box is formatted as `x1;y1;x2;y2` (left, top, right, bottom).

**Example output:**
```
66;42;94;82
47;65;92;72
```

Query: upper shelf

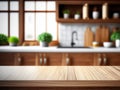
57;18;120;23
56;0;120;23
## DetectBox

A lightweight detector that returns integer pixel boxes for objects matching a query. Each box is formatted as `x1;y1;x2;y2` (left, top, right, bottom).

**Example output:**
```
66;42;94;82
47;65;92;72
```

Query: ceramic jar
113;13;119;19
64;14;69;19
115;39;120;48
92;7;99;19
74;14;80;20
92;11;99;19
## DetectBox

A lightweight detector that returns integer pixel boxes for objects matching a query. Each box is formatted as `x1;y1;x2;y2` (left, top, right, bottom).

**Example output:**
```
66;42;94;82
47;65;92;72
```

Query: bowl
103;42;113;48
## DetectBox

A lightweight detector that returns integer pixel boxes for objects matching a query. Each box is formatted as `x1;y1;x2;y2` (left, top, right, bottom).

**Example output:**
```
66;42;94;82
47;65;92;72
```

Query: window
0;0;19;37
24;1;57;41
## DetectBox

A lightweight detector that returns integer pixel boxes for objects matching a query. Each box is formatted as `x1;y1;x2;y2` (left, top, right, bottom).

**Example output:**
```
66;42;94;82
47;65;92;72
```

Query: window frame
0;0;19;37
24;0;58;41
0;0;58;44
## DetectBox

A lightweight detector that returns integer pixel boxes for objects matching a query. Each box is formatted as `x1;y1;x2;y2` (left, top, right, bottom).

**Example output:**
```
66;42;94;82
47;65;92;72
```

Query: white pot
115;39;120;48
92;11;99;19
64;14;69;19
9;43;17;46
74;14;80;20
40;42;48;47
113;13;119;19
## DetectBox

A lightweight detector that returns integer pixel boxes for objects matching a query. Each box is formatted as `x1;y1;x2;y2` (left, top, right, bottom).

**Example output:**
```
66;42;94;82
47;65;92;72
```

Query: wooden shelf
56;0;120;23
57;18;120;23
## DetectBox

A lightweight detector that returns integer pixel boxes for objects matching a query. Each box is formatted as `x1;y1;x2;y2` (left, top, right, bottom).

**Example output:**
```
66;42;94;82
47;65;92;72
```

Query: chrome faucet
71;31;78;47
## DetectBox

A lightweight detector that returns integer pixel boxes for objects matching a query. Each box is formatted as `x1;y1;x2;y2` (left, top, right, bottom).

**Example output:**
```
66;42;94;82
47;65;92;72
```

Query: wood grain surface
95;26;110;46
84;27;94;47
0;66;120;87
0;66;120;80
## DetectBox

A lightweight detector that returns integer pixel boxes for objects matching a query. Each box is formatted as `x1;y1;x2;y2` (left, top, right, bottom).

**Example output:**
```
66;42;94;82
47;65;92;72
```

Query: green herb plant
8;36;19;43
75;11;80;15
0;34;8;45
111;31;120;41
63;9;70;14
38;32;52;43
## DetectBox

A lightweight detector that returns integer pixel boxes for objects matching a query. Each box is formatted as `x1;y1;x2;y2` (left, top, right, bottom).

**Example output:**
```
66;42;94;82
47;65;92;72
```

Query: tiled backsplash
58;23;120;47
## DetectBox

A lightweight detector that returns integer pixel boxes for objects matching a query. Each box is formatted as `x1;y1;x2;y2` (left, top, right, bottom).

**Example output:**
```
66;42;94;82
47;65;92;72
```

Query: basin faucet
71;31;78;47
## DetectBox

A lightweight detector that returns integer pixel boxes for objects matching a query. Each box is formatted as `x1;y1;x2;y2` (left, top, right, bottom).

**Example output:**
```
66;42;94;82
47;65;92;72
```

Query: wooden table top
0;66;120;87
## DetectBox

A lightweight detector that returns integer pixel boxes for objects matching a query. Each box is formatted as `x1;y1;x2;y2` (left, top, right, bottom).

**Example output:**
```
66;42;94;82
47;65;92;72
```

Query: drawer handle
98;58;102;65
103;57;107;65
44;57;47;65
39;58;42;65
66;57;70;65
18;57;21;62
17;57;21;65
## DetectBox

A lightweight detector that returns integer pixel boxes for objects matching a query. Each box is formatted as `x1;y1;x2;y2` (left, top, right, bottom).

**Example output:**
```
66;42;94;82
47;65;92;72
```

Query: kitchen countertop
0;66;120;87
0;46;120;53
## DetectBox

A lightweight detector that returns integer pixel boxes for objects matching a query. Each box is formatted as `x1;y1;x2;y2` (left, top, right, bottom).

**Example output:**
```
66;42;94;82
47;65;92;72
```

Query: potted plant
38;32;52;47
0;34;8;45
63;9;70;19
111;30;120;47
74;11;80;20
92;7;99;19
8;36;19;46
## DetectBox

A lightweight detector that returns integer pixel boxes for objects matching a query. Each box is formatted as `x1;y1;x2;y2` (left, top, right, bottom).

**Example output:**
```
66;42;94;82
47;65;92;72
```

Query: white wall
59;23;120;47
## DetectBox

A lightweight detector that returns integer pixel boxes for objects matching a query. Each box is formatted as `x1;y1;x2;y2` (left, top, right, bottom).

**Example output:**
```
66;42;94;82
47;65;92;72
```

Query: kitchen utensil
84;27;94;47
95;26;110;46
102;3;108;19
101;26;110;45
95;26;102;46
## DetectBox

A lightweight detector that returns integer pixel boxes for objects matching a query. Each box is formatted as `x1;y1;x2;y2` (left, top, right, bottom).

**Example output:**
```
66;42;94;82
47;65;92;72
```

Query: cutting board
84;27;94;47
95;26;110;46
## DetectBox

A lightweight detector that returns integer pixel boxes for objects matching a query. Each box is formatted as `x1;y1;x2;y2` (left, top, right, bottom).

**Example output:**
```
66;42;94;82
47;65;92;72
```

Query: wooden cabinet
14;53;36;66
94;53;120;66
105;53;120;65
14;53;96;66
62;53;95;66
36;53;63;66
0;53;15;65
1;52;120;66
0;53;64;66
56;0;120;23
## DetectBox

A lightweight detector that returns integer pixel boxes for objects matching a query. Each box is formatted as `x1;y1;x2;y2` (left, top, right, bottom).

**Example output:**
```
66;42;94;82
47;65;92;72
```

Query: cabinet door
106;53;120;66
18;53;36;66
94;53;120;66
38;53;62;66
94;53;103;66
0;53;15;65
44;53;62;66
65;53;94;66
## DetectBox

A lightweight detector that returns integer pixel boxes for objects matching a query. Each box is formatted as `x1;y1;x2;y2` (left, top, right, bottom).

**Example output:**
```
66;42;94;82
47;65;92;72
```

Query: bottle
83;3;88;19
102;3;108;19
